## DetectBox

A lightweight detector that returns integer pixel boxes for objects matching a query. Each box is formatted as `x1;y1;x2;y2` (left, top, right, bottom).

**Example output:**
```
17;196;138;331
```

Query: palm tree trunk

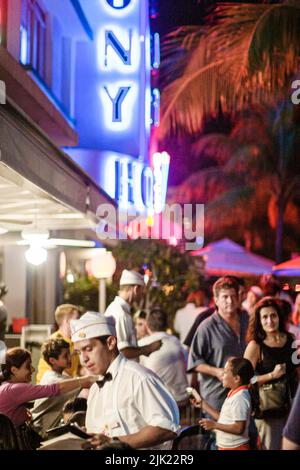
275;195;285;263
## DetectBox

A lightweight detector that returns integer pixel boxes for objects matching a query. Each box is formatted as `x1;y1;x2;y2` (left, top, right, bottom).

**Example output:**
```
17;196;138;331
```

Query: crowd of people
0;270;300;451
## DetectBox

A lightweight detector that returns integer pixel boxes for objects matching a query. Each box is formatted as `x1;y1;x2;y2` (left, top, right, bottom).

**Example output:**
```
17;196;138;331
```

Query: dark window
20;0;46;81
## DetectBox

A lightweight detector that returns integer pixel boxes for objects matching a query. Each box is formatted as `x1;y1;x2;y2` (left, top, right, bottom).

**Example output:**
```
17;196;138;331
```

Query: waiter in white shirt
71;312;180;450
105;269;161;360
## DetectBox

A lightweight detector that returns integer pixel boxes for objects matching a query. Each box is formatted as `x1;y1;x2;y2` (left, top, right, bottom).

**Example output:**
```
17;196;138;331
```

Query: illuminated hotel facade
0;0;168;326
66;0;169;219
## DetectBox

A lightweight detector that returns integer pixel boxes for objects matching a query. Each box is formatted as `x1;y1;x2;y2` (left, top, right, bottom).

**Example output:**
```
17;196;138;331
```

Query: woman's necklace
272;333;281;344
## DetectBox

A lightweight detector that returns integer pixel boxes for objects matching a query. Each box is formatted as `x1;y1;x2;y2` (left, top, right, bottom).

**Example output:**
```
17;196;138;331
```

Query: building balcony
0;44;78;147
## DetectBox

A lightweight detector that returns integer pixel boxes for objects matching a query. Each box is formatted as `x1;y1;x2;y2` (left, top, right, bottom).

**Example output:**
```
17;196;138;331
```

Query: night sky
157;0;204;36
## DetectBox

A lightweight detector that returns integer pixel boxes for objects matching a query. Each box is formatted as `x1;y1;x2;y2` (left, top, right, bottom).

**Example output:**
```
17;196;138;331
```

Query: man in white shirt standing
174;290;208;344
71;312;180;450
138;307;189;406
105;269;161;360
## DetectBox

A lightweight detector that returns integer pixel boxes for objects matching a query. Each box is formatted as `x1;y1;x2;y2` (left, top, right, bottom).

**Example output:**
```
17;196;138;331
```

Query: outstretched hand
145;340;162;356
199;418;216;431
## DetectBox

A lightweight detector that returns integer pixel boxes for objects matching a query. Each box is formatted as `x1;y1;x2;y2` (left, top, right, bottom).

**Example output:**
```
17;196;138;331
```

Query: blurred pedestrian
282;383;300;450
260;275;281;298
242;286;263;318
36;304;81;384
174;289;208;344
292;293;300;328
31;338;81;434
105;270;161;361
139;307;189;406
133;310;148;340
0;283;8;342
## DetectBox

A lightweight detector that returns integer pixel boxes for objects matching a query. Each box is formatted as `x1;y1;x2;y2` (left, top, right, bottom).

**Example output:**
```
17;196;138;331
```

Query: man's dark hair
213;276;240;298
95;335;110;345
278;299;292;321
147;308;168;332
227;357;254;385
63;397;87;415
136;310;147;320
260;276;281;297
227;276;245;287
41;338;70;365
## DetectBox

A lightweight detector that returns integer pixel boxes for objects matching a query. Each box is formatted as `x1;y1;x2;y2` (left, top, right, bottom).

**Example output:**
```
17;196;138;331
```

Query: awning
272;257;300;276
191;238;274;277
0;98;116;236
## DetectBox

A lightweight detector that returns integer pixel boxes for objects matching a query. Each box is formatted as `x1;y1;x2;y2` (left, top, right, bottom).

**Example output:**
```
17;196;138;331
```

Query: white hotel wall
3;246;57;326
3;246;26;324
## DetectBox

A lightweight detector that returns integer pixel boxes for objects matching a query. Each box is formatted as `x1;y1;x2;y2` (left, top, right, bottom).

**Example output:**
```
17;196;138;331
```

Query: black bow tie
96;372;113;389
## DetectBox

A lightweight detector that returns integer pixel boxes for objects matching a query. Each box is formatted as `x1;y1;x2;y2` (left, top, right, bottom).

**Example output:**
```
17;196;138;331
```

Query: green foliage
112;239;203;325
63;276;103;312
62;240;202;324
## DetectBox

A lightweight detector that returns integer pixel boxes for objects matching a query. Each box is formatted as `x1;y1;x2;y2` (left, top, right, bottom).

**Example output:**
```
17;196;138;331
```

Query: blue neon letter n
105;30;132;66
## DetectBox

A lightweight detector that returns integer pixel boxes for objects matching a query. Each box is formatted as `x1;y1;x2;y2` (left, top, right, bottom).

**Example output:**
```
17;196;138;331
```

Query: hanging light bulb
66;270;75;283
25;244;47;265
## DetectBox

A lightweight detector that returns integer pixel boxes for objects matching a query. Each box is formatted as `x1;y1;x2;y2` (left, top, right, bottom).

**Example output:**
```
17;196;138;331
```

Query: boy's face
222;361;240;389
135;318;148;339
52;348;71;372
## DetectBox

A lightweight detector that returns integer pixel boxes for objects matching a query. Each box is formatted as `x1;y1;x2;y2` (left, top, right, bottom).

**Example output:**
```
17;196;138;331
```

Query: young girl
198;357;254;450
0;347;97;449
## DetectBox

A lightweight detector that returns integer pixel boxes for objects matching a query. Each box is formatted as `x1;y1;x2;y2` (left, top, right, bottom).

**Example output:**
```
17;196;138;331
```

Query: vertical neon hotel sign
98;0;169;214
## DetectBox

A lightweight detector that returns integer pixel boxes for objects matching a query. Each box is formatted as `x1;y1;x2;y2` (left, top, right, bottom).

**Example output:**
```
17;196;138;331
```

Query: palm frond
160;2;300;137
160;26;205;87
167;166;243;204
192;133;237;165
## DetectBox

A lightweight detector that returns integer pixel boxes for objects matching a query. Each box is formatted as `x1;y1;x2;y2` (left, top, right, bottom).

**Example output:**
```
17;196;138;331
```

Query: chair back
172;425;212;450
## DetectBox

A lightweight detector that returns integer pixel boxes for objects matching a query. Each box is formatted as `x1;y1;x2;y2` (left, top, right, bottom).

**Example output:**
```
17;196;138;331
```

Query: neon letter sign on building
97;1;142;136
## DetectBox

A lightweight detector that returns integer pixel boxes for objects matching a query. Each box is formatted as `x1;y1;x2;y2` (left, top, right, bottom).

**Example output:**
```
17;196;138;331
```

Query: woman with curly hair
244;297;299;450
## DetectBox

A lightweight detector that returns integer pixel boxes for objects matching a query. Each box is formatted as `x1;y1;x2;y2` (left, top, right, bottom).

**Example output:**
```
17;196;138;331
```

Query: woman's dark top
256;333;299;415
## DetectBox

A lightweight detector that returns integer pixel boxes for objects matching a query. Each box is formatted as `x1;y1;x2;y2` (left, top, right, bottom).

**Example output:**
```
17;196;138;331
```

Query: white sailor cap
71;311;116;342
119;269;145;287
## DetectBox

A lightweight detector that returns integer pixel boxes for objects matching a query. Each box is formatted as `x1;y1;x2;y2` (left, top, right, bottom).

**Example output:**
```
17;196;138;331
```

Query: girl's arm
200;419;246;435
191;397;220;420
201;400;220;421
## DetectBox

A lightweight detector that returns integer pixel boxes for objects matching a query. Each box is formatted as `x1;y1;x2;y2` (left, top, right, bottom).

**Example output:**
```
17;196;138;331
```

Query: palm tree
160;1;300;136
167;106;300;261
160;1;300;261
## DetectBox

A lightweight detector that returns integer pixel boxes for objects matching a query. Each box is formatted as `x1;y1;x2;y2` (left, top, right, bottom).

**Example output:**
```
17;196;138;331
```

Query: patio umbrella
272;257;300;276
191;238;274;277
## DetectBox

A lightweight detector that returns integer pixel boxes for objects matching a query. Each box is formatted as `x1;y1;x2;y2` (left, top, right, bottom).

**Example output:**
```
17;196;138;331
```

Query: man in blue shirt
188;277;249;411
